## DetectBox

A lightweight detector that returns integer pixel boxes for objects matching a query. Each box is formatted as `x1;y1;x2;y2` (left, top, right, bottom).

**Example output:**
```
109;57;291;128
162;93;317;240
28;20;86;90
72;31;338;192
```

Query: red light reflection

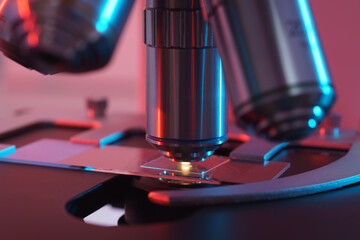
27;31;38;47
0;0;8;14
148;192;170;206
157;107;161;137
54;119;102;129
17;0;40;47
228;133;251;142
17;0;30;18
156;45;162;137
87;109;95;119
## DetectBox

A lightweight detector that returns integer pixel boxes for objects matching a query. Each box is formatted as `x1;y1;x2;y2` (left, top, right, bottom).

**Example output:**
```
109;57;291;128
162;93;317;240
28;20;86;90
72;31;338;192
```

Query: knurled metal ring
143;8;215;48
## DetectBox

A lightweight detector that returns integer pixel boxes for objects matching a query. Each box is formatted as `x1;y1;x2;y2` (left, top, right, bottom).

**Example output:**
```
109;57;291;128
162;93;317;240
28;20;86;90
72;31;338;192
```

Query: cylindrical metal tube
201;0;336;141
0;0;135;74
144;0;227;162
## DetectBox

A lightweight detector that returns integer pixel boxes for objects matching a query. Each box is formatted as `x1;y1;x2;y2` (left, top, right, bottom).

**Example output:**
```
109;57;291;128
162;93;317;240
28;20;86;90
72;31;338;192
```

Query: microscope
1;0;354;210
4;0;360;236
0;0;335;156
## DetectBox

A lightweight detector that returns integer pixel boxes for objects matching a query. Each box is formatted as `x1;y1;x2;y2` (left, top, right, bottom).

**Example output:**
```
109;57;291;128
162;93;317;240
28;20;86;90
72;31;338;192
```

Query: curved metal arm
148;140;360;206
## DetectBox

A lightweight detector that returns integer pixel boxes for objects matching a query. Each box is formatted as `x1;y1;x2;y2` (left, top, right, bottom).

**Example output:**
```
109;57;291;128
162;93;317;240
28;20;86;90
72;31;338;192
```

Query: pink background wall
0;0;359;129
311;0;360;129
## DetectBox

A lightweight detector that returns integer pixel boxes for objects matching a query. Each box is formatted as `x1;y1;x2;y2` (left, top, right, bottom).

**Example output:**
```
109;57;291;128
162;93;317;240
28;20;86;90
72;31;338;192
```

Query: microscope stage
0;110;357;230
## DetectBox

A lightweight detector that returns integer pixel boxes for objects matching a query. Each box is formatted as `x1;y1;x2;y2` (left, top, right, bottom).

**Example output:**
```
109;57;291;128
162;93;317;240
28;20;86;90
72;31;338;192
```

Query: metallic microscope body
202;0;335;141
144;1;227;162
0;0;335;162
0;0;135;73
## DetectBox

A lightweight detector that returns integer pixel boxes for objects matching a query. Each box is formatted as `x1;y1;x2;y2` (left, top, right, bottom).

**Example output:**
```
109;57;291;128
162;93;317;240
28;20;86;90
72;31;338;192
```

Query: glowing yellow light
180;162;191;172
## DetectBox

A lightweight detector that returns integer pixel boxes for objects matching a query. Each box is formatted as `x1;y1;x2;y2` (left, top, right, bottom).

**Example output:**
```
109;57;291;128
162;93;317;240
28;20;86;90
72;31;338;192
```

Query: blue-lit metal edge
96;0;121;33
263;142;289;163
218;58;226;137
297;0;332;93
0;157;96;172
96;0;132;33
99;132;125;148
0;145;16;158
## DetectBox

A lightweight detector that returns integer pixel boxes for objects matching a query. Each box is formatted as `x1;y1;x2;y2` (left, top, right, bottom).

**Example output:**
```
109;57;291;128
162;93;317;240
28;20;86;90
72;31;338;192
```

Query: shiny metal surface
146;47;226;140
0;123;289;185
149;140;356;206
146;0;201;9
201;0;336;141
144;0;227;162
0;0;135;74
230;138;289;164
143;7;213;48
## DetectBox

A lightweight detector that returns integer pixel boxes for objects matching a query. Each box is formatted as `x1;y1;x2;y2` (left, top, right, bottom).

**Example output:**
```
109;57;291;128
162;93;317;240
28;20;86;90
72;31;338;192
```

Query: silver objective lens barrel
0;0;135;74
201;0;336;141
144;0;227;162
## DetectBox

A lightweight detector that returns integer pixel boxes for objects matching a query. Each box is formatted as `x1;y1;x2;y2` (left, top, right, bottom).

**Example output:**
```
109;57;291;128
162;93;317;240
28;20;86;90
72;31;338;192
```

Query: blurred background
0;0;358;129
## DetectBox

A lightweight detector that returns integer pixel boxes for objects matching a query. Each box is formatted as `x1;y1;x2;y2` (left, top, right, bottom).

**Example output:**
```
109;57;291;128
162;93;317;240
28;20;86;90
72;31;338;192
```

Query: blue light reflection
308;119;317;128
0;145;16;157
297;0;330;90
96;0;124;33
219;59;224;136
99;132;125;147
313;105;323;117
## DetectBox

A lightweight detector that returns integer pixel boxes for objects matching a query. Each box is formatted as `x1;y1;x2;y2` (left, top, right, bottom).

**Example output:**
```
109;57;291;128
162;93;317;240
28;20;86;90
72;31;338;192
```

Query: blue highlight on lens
219;59;225;137
84;166;95;171
96;0;124;33
313;106;323;117
321;85;332;95
308;119;317;128
99;132;125;147
297;0;330;87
